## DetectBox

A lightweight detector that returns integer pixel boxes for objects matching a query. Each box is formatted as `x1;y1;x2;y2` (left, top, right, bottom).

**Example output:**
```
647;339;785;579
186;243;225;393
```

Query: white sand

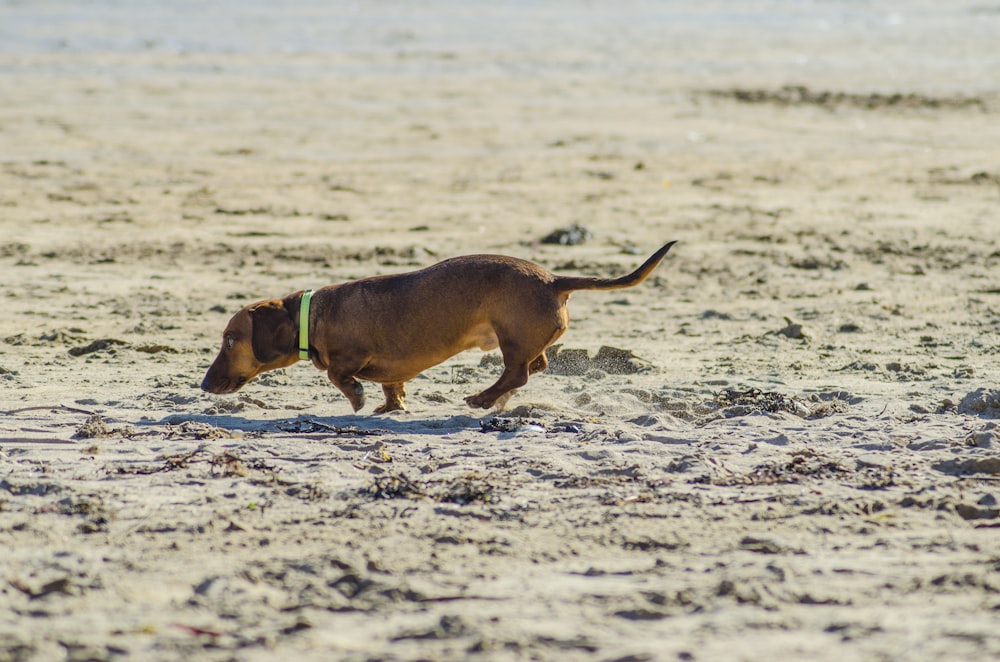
2;2;1000;660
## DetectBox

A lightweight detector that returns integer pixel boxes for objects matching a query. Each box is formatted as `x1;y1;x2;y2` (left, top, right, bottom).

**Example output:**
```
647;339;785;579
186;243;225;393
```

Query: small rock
954;503;1000;520
775;317;808;340
739;536;785;554
541;224;592;246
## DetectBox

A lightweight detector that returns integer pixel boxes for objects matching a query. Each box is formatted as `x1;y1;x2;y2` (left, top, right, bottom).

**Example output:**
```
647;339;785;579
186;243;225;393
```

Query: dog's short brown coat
201;241;675;413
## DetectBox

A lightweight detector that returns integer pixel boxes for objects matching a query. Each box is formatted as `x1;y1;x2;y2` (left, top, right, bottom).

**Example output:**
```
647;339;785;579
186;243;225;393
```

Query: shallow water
1;0;998;91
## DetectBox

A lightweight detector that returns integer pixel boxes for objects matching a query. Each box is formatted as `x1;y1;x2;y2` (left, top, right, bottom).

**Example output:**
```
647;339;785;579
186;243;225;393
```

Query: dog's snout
200;366;247;394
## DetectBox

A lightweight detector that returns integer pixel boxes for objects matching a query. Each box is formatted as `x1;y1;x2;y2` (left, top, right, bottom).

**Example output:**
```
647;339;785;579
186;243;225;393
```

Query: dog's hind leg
528;351;548;374
465;308;566;410
477;352;546;410
472;351;546;410
465;339;542;410
465;360;529;410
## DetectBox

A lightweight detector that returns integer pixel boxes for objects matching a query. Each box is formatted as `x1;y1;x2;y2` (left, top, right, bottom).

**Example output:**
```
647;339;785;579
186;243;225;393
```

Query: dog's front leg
327;369;366;412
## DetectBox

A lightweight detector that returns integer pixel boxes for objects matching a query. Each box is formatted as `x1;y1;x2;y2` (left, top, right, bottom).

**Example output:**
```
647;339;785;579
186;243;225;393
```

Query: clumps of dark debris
164;420;237;440
479;413;583;435
361;471;499;505
134;344;177;354
715;449;896;489
711;388;852;420
479;417;545;434
480;417;518;433
361;473;411;501
4;328;86;346
725;451;851;486
276;419;389;436
708;85;986;111
68;338;128;357
363;472;421;500
435;472;499;505
541;224;592;246
114;446;277;478
714;388;805;417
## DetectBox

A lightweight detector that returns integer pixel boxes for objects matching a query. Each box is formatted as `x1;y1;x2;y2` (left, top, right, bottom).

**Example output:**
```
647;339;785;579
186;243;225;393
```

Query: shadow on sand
140;411;486;437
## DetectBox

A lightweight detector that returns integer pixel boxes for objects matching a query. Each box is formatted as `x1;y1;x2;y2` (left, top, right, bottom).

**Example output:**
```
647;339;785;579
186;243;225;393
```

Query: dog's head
201;299;299;394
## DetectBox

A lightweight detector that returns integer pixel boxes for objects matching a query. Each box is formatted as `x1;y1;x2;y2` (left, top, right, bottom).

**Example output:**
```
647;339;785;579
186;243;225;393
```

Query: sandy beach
2;1;1000;660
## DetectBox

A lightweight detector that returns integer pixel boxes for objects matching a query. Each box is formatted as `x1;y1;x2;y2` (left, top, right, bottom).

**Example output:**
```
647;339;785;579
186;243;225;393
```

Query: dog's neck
298;289;314;360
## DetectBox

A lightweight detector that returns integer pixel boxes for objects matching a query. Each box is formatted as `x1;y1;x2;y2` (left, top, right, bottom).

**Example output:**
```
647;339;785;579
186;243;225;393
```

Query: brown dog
201;241;675;413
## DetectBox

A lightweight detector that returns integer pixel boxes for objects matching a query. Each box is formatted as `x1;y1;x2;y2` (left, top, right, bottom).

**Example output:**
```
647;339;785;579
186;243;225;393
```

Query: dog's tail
554;241;677;292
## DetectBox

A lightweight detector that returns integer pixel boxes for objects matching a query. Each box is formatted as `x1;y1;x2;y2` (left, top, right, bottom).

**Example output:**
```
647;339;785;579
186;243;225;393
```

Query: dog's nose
200;377;210;392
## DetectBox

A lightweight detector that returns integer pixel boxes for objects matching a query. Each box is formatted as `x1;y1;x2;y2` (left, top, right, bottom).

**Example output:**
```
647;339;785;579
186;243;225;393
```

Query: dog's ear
250;301;296;363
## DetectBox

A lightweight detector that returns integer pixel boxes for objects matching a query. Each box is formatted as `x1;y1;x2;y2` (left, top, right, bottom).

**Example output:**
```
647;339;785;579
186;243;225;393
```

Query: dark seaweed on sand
361;472;499;505
714;388;800;415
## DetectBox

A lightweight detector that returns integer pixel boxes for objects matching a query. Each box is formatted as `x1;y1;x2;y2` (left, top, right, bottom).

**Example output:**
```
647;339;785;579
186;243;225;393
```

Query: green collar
298;289;314;360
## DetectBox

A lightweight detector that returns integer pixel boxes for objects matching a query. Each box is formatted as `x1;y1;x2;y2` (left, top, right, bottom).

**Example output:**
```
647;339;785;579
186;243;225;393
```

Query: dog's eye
225;336;235;350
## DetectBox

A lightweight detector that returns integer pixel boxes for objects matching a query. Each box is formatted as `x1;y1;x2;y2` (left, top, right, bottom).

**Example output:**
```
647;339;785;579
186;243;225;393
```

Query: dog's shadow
140;411;488;438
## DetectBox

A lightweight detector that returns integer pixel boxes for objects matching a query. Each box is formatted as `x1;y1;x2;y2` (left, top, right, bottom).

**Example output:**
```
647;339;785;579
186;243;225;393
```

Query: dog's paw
350;387;366;412
464;394;492;409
